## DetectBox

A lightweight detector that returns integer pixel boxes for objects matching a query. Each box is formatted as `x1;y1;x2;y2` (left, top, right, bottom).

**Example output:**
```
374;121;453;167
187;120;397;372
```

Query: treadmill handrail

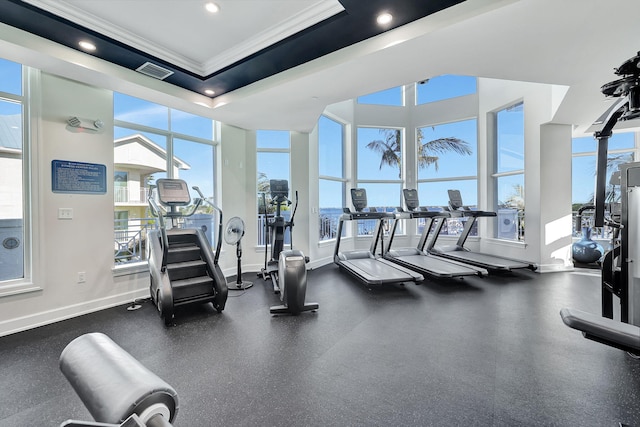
449;207;497;218
340;210;393;221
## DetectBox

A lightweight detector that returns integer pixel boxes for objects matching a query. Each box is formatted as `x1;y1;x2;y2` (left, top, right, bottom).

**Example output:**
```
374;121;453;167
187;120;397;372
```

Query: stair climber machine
425;189;536;272
260;179;318;315
561;52;640;357
384;189;488;279
334;188;424;286
147;179;228;326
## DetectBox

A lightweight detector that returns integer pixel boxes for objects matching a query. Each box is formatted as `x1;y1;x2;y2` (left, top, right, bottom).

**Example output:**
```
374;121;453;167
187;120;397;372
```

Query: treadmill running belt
389;253;486;277
436;250;530;270
339;258;423;285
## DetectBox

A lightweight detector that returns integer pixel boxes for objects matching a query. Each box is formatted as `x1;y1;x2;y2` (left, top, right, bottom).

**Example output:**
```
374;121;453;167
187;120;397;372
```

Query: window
0;58;26;285
417;119;478;236
113;93;217;265
318;115;345;241
356;127;403;236
257;130;290;245
357;86;403;106
416;75;477;105
572;131;636;238
492;102;524;241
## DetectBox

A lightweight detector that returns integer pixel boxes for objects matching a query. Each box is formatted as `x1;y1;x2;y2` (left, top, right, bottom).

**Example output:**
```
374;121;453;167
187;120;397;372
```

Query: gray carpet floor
1;264;638;426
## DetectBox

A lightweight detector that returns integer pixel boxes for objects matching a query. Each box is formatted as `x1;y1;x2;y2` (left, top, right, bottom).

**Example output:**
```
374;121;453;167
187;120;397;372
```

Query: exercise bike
260;179;318;315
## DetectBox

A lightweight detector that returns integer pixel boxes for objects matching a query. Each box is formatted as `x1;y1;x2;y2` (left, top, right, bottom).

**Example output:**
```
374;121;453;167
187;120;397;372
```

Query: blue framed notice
52;160;107;194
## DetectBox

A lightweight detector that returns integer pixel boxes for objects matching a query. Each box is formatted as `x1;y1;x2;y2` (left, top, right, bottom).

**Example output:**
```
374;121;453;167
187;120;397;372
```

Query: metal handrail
192;186;223;264
147;185;169;272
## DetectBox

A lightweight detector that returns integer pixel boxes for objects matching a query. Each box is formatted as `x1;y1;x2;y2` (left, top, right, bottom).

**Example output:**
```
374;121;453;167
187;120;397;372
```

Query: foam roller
60;333;178;425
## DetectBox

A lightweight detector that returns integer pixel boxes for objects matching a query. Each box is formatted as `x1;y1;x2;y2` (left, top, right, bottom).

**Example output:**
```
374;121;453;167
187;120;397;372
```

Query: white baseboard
0;288;148;338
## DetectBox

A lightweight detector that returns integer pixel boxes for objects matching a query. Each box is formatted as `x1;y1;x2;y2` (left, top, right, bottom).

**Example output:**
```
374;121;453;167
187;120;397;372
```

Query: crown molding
202;1;344;75
22;0;344;77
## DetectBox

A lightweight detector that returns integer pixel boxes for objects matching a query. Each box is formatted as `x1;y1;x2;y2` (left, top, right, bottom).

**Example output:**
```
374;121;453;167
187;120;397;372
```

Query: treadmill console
448;189;464;210
403;189;420;211
270;179;289;201
156;179;191;206
351;188;368;212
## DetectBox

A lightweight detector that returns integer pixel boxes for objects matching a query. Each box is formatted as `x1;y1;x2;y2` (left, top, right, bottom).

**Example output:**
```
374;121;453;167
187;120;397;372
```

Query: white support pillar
537;123;574;271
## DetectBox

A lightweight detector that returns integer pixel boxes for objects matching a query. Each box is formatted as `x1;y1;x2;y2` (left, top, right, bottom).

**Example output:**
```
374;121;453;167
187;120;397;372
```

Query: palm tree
366;128;472;177
501;183;524;209
579;152;634;208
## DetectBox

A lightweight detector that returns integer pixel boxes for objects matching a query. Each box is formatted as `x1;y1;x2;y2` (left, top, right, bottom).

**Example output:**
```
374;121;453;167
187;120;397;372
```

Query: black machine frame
561;51;640;357
333;188;424;286
383;189;488;279
147;179;228;325
425;189;536;272
260;179;318;315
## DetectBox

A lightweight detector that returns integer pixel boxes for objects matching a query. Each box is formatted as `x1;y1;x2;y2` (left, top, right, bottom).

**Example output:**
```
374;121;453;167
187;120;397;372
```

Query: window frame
256;129;291;246
0;61;41;296
355;126;404;237
318;114;347;242
415;118;479;237
113;94;219;272
571;131;638;240
491;100;525;242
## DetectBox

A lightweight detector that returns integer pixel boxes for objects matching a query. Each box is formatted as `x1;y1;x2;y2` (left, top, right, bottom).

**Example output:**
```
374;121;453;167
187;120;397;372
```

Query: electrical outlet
58;208;73;220
77;272;86;283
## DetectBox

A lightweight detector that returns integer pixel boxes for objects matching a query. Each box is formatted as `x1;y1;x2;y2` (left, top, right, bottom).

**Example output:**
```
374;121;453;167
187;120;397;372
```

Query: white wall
0;73;152;336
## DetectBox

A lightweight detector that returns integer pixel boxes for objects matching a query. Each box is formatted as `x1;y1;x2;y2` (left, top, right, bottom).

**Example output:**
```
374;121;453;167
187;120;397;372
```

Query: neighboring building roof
114;133;191;172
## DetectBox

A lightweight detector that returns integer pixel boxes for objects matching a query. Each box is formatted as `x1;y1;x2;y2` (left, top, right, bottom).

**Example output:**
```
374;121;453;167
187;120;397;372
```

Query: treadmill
426;190;536;272
333;188;424;286
384;189;488;278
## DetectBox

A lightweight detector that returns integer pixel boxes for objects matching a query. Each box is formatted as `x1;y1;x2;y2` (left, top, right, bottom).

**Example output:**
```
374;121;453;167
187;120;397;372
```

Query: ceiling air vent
135;62;174;80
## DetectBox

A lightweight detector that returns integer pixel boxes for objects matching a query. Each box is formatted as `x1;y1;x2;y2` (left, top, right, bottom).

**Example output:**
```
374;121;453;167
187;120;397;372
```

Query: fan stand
225;217;252;290
232;239;253;290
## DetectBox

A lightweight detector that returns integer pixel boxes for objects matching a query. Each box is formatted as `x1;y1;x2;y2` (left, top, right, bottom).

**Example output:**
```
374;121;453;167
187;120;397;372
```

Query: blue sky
114;93;216;198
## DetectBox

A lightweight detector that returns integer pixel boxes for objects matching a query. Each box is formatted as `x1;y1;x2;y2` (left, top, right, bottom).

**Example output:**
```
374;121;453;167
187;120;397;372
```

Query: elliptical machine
260;179;318;315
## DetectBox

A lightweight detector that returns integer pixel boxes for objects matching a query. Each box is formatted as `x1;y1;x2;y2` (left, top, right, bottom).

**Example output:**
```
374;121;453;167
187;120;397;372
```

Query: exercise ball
572;227;604;264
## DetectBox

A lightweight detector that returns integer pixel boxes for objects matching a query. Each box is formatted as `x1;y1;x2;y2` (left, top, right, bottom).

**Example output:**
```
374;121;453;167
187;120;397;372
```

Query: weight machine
561;51;640;355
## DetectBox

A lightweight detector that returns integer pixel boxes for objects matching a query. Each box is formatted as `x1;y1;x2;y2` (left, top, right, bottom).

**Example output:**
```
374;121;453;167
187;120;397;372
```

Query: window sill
484;237;527;249
112;261;148;277
318;238;336;248
0;280;42;298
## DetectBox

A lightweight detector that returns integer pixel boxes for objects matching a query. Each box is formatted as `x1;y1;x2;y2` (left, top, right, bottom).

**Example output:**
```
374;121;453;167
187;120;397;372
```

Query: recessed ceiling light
205;2;219;13
377;12;393;25
78;40;96;51
204;89;215;96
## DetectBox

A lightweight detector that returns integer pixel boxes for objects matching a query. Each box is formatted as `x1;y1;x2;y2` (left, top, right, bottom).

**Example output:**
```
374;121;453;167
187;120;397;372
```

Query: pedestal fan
224;216;253;290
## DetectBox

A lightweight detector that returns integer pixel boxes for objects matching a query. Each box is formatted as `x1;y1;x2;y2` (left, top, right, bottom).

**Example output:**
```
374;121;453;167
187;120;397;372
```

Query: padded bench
560;307;640;355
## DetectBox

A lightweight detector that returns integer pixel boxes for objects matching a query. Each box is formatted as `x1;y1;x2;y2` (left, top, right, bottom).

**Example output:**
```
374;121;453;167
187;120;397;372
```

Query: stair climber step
167;244;201;263
167;232;199;246
167;260;208;281
172;275;215;303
